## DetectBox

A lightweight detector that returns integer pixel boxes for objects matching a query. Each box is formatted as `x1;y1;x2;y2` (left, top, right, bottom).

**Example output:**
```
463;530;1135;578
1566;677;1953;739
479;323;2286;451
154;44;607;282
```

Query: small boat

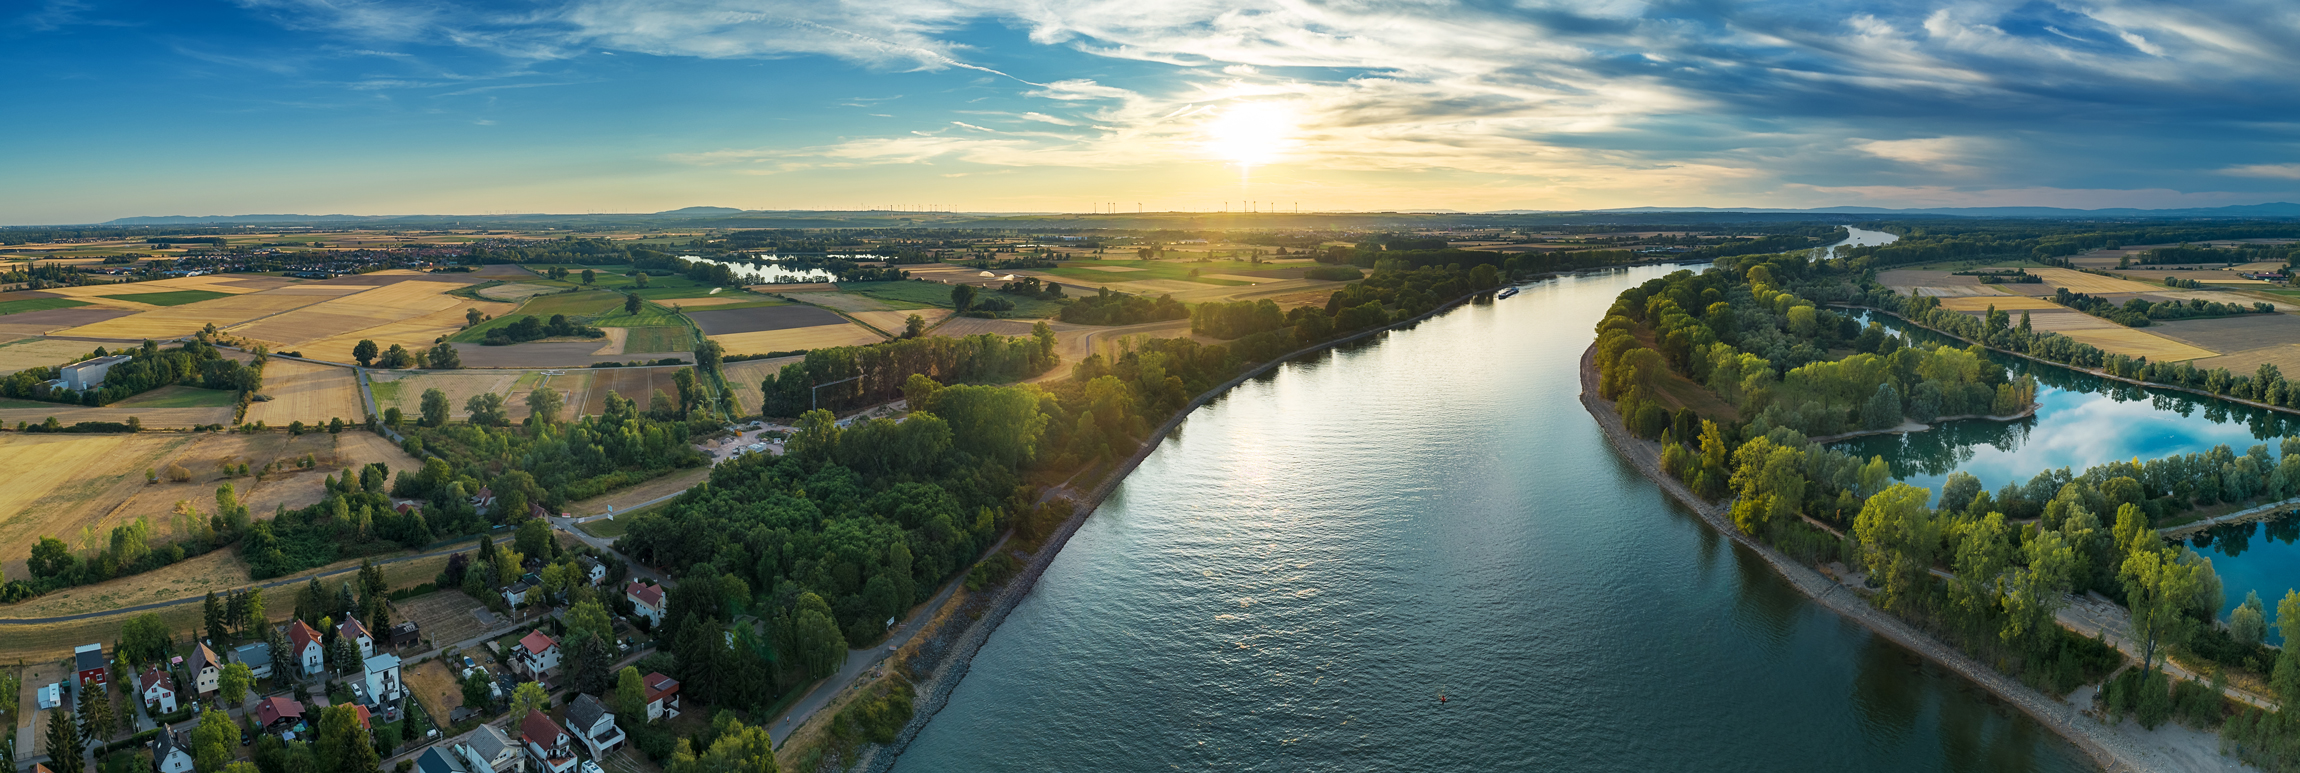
1496;286;1519;299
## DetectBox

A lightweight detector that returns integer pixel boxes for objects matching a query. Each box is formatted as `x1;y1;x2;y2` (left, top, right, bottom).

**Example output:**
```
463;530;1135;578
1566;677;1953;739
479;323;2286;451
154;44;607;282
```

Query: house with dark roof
286;620;325;677
643;672;680;721
339;617;375;659
150;730;195;773
232;642;273;679
564;694;625;756
415;746;470;773
514;631;560;677
74;644;109;686
502;577;537;608
190;642;222;697
519;710;579;773
390;621;422;649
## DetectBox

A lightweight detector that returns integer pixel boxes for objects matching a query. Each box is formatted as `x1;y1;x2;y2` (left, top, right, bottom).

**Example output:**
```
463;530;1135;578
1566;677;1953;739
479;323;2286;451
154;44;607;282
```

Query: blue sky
6;0;2300;223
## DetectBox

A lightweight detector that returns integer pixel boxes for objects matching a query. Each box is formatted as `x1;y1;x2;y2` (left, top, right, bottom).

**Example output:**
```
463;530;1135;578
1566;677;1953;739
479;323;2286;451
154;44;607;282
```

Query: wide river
893;264;2095;772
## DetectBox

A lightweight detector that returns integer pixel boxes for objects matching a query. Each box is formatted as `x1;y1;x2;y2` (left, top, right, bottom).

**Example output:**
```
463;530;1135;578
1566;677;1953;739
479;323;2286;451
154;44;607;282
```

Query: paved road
763;554;978;746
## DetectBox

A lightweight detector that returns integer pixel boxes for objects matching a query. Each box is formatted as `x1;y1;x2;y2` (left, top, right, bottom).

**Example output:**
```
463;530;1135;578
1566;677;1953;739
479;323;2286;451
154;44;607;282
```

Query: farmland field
0;337;112;375
242;359;366;426
0;297;89;316
2058;327;2218;361
722;356;801;414
301;298;518;361
450;290;625;343
2027;268;2164;295
0;430;420;581
370;371;523;420
618;327;692;353
582;367;679;414
837;279;1069;318
849;308;949;335
687;304;845;335
96;289;234;307
1934;295;2059;312
2146;314;2300;353
118;385;238;408
232;279;471;349
708;324;882;355
56;291;334;340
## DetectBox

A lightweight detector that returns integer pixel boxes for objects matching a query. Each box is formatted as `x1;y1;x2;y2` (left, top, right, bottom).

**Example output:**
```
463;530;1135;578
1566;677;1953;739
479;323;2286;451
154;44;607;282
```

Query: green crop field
1041;259;1294;286
122;386;240;408
0;297;89;316
98;289;235;306
591;299;688;328
520;265;727;300
369;380;401;404
451;290;627;342
619;327;693;353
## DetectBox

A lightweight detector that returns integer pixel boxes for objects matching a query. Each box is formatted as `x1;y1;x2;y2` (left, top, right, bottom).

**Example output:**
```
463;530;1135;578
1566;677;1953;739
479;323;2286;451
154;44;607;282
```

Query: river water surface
893;265;2092;772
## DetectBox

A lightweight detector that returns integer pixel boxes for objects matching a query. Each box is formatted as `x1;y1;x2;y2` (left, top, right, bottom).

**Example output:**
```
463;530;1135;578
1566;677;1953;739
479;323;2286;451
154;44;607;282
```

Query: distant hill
82;201;2300;229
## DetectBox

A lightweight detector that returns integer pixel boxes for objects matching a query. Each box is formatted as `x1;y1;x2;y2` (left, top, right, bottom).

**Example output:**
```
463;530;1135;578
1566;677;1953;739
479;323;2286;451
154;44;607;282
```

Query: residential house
339;617;375;660
519;710;579;773
642;673;680;721
255;696;304;730
189;643;221;697
36;682;61;709
232;642;274;680
470;487;495;512
286;620;325;677
138;668;177;714
73;644;108;686
356;653;404;710
513;631;559;678
389;622;422;649
455;723;519;773
502;577;536;608
564;694;625;757
528;502;551;521
415;746;470;773
625;581;665;627
149;730;195;773
576;556;606;586
348;704;373;731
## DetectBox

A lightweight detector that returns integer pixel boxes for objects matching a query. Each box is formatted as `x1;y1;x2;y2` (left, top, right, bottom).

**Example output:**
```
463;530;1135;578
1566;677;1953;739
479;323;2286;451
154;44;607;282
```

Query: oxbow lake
1841;314;2300;630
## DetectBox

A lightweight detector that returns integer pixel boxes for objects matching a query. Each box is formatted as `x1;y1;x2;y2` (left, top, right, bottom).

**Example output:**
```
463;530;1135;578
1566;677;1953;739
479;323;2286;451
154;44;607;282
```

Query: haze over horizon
10;0;2300;224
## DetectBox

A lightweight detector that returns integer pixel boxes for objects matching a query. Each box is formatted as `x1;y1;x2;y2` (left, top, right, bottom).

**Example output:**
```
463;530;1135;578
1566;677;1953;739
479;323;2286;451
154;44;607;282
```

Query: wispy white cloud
2222;164;2300;180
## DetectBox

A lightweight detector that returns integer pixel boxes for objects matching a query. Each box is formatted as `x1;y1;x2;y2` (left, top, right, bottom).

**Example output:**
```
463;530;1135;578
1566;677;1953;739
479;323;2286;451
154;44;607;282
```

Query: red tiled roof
256;696;304;725
340;617;371;641
350;705;372;730
519;630;556;656
287;620;321;653
138;668;169;694
643;672;679;702
520;710;564;749
624;581;663;607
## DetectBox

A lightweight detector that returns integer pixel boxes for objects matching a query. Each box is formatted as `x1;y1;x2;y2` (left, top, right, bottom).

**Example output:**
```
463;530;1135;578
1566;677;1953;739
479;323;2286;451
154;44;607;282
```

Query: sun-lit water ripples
893;266;2091;772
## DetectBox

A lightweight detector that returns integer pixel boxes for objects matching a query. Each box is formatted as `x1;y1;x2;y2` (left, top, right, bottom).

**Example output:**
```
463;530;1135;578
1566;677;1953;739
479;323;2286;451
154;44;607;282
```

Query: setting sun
1201;102;1298;167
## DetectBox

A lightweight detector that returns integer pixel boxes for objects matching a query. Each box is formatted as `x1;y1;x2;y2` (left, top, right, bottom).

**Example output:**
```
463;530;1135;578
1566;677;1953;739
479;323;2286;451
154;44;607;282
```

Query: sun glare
1202;102;1297;167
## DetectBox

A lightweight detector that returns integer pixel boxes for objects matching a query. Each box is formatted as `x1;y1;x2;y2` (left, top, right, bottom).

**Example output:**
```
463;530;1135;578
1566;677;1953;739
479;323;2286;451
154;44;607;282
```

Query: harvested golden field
850;308;949;334
231;279;469;348
2193;345;2300;377
0;337;112;374
0;430;419;579
2016;310;2121;333
1935;295;2060;312
2058;327;2218;361
56;292;332;339
2029;268;2163;295
242;359;365;426
722;356;801;414
795;292;894;313
0;403;233;429
45;275;265;300
708;323;882;354
372;370;522;420
300;299;516;359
